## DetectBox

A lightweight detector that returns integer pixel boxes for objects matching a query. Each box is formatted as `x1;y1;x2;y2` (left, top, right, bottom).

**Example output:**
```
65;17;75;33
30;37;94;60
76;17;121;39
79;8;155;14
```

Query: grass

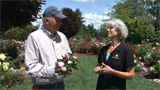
5;54;160;90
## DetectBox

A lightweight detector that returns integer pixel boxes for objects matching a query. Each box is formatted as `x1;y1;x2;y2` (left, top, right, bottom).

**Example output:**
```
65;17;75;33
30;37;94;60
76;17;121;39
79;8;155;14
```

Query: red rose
63;56;68;63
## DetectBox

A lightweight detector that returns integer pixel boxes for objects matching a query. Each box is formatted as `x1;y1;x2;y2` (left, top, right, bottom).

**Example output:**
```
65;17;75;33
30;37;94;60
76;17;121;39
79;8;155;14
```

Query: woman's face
107;25;119;39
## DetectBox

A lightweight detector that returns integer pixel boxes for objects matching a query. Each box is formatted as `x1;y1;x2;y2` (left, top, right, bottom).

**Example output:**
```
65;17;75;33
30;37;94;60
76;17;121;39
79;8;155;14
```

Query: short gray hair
107;19;128;40
42;16;52;23
42;16;53;26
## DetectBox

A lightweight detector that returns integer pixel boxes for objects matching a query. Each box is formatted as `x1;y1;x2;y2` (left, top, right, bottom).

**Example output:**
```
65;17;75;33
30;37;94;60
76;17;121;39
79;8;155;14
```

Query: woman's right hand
93;66;101;73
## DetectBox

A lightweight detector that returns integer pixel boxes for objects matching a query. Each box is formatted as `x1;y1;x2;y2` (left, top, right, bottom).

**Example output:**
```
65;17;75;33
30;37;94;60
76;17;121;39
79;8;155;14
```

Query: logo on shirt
112;54;119;59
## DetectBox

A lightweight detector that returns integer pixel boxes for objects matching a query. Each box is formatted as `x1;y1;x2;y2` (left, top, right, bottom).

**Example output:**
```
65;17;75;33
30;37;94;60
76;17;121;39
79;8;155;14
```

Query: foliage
135;66;143;72
0;71;25;89
148;64;160;78
0;53;15;88
59;8;81;38
2;25;38;41
69;40;105;55
0;40;25;69
75;8;85;28
145;51;160;66
144;0;160;32
99;23;108;38
108;0;158;43
1;0;45;34
2;54;160;90
133;40;160;78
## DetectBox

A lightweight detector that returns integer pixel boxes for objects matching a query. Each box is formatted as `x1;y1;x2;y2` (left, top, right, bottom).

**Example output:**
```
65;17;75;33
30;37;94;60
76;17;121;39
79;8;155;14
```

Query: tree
99;23;107;38
0;0;45;34
144;0;160;37
75;8;85;28
87;23;98;38
108;0;157;43
75;8;86;39
59;8;81;39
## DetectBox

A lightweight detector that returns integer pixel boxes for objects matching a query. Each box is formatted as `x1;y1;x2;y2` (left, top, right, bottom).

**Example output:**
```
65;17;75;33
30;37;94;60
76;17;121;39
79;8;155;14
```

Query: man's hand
68;68;73;75
55;67;61;73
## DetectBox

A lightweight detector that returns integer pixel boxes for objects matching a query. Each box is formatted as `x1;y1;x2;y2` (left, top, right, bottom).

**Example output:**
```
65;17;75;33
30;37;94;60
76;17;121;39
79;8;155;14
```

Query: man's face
46;16;62;34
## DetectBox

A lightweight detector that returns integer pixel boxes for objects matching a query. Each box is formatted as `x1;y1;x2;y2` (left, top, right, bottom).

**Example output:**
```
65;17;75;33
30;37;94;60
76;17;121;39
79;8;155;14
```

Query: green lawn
6;54;160;90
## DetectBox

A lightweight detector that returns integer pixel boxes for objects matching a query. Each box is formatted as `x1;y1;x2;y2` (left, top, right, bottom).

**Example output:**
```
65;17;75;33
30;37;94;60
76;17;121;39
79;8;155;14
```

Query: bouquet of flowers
56;53;79;76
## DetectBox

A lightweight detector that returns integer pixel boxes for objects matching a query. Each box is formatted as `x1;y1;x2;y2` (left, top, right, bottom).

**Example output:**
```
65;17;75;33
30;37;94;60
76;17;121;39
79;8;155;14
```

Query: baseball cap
43;6;66;19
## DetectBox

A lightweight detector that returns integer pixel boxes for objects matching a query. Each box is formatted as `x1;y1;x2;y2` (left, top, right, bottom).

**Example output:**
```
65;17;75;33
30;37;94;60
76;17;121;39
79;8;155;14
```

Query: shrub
0;71;25;89
0;40;25;69
148;64;160;78
135;66;143;72
2;25;37;41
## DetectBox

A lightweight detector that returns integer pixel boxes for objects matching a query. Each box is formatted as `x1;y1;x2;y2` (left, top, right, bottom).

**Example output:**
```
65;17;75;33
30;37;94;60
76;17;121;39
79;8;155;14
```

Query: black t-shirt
96;43;135;90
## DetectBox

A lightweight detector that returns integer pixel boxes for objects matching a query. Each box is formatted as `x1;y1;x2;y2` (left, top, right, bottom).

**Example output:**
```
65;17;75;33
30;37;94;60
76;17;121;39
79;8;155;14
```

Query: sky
32;0;120;29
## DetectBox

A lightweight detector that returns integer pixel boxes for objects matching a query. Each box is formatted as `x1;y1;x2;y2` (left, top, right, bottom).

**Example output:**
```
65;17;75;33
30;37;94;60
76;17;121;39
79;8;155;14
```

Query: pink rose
158;60;160;64
143;68;146;72
17;47;19;49
150;67;155;72
61;66;67;72
73;56;77;60
141;62;144;66
139;57;142;60
58;62;64;67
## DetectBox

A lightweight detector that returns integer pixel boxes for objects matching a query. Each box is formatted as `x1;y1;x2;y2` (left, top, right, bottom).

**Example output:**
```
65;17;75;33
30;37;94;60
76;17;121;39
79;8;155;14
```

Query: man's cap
43;6;66;19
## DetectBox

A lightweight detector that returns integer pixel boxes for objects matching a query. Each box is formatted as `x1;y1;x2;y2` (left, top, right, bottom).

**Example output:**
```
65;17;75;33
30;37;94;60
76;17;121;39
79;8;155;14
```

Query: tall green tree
107;0;157;43
99;23;107;38
145;0;160;32
75;8;85;27
87;23;98;38
75;8;85;39
0;0;45;33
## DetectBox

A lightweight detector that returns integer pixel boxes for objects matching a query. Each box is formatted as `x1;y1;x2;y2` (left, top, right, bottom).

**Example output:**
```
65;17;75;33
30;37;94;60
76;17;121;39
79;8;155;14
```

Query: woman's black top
96;43;135;90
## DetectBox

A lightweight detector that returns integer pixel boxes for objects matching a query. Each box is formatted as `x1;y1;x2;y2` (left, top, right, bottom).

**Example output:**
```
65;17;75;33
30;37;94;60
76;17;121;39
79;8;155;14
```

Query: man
25;6;72;90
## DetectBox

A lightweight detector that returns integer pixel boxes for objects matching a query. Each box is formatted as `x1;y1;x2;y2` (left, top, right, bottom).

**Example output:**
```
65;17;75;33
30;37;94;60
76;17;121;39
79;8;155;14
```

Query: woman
93;19;135;90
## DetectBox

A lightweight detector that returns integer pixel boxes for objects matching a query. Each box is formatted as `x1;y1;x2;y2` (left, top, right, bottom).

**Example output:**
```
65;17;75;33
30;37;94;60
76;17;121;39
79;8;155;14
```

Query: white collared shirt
25;27;71;85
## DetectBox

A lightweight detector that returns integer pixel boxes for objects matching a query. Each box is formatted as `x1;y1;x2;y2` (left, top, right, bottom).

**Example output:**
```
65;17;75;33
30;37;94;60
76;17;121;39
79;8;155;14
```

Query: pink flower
150;67;155;72
158;60;160;64
138;44;141;47
58;62;65;67
19;53;22;57
141;62;144;66
17;47;19;49
73;56;77;60
152;47;156;50
143;68;146;72
61;66;67;72
139;57;142;60
156;42;159;46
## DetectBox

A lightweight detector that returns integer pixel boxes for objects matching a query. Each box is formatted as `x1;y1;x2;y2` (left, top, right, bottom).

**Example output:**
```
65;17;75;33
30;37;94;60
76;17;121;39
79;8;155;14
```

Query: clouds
31;19;42;29
83;10;110;29
72;0;94;2
31;10;111;30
